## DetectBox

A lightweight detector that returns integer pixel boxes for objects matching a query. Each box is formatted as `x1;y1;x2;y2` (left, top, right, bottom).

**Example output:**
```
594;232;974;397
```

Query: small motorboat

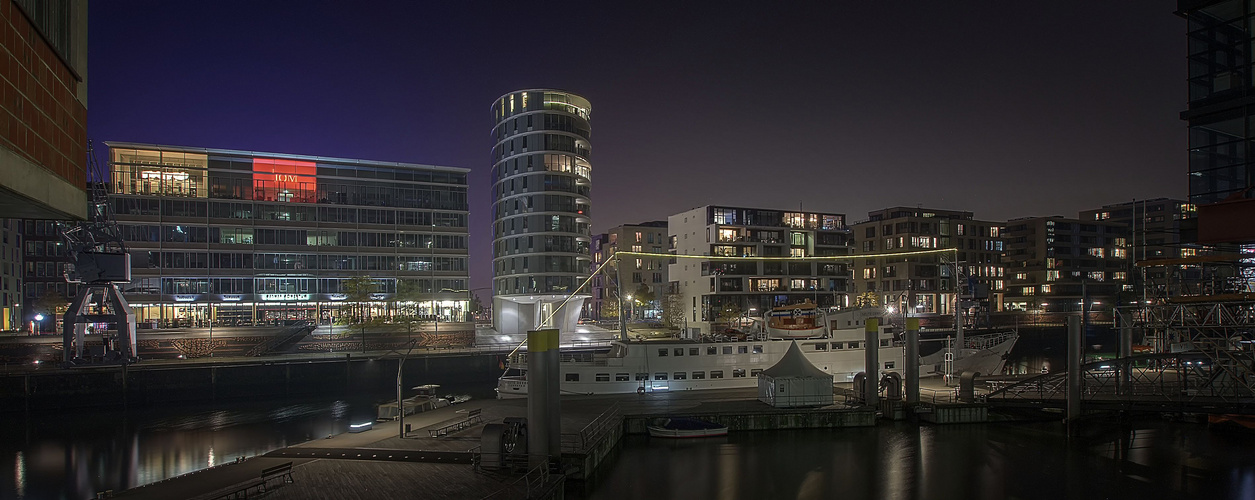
443;394;472;405
647;418;728;438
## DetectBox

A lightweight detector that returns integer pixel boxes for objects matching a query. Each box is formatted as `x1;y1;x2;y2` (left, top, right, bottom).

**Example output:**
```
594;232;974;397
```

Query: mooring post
905;318;920;406
864;318;880;408
1067;315;1082;435
527;328;561;469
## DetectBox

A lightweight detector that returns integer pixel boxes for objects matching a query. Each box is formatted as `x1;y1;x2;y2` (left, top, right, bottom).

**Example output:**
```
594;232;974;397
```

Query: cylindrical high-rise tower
490;90;592;335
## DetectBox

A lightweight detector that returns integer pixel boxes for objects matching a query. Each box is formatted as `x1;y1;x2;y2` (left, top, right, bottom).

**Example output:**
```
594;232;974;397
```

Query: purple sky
88;2;1186;294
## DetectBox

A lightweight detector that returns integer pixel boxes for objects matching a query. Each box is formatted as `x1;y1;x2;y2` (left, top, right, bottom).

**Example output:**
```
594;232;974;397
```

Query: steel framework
986;352;1255;414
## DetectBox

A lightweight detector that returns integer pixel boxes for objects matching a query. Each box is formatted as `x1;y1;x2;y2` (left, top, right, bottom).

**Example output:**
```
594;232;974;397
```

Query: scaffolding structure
1115;251;1255;397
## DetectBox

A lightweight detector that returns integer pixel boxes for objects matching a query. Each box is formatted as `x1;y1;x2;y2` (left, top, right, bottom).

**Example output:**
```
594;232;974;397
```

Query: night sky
88;1;1185;294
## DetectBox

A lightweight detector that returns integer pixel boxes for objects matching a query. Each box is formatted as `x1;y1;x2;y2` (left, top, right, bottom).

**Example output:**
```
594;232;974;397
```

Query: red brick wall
0;1;85;190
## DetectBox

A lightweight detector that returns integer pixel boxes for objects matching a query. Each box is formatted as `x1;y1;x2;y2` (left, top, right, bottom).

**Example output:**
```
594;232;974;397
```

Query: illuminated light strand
613;248;957;261
502;247;956;358
499;247;948;359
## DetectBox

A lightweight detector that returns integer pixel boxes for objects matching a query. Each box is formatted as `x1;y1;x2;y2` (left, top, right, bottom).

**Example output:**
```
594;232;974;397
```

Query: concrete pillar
1067;315;1082;432
864;318;879;407
527;328;561;469
1118;308;1132;396
905;318;920;406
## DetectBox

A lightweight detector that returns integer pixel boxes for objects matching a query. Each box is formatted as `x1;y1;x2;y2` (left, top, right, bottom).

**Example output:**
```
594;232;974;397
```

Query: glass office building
106;142;470;327
1181;0;1255;204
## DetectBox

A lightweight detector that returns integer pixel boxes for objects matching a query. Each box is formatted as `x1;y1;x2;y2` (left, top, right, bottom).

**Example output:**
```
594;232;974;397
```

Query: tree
662;293;685;329
631;283;655;304
855;291;879;308
601;293;619;321
717;303;742;329
394;279;424;317
343;275;378;322
34;289;68;333
342;276;378;353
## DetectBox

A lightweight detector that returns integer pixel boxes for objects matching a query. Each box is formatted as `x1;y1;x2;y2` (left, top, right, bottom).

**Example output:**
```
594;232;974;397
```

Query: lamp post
397;339;417;438
625;294;633;328
34;314;44;334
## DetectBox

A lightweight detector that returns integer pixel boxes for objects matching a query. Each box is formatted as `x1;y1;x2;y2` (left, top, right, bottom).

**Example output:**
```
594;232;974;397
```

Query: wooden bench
427;408;485;437
214;462;294;499
258;462;294;492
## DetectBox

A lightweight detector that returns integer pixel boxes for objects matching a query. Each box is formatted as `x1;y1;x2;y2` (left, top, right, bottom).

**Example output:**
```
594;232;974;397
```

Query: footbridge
984;351;1255;414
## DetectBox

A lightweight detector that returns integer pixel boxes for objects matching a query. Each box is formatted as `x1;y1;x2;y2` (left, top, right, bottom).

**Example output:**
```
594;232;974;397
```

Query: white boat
918;331;1019;378
647;418;728;438
764;301;827;339
496;325;903;398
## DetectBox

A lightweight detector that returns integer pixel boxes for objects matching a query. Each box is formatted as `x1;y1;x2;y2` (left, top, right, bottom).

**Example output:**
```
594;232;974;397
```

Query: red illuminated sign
253;158;317;202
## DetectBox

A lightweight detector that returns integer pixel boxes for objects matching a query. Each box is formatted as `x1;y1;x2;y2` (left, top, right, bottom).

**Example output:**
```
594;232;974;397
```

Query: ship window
595;373;610;382
673;372;686;380
753;345;763;354
711;370;724;379
707;346;717;355
722;346;733;355
813;343;827;351
616;373;630;381
635;373;648;381
880;339;890;347
849;342;860;349
658;349;668;357
738;346;748;354
674;348;684;356
750;368;763;377
832;342;843;350
884;361;895;370
689;348;699;356
732;369;746;378
692;371;705;379
565;373;579;382
655;373;667;380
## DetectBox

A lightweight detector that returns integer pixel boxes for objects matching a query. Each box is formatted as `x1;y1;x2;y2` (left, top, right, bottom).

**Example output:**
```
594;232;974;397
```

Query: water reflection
581;421;1255;500
0;396;379;499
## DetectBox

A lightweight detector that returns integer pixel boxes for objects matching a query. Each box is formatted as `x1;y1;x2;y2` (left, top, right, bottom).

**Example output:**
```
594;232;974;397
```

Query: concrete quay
111;388;883;500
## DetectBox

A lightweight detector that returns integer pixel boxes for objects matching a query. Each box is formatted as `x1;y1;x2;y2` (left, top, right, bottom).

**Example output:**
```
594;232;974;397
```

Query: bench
214;462;294;499
427;408;484;437
259;462;295;491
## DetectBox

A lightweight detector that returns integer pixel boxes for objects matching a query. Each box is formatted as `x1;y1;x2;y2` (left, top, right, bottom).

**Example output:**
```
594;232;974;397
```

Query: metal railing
561;402;622;453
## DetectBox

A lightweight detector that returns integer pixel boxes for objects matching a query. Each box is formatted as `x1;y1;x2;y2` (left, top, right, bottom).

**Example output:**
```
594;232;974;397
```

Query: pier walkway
112;388;873;500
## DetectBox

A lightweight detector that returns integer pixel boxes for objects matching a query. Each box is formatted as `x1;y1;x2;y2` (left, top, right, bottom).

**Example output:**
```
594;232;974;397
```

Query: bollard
864;318;879;407
905;318;920;406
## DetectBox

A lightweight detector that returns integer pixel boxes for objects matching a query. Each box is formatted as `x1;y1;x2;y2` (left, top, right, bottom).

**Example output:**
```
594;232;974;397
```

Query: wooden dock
112;388;889;500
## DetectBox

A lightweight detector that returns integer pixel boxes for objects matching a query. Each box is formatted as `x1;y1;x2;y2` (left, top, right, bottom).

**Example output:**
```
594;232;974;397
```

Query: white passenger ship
496;327;903;398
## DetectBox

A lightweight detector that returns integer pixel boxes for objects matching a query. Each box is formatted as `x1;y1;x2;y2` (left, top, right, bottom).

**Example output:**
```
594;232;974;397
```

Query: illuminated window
1088;248;1105;258
718;228;739;242
1021;286;1035;295
1040;285;1052;294
1088;271;1105;281
1046;270;1060;282
790;248;806;257
1113;272;1127;281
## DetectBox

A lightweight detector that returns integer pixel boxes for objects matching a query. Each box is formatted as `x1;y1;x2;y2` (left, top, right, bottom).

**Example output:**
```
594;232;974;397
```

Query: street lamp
397;339;417;438
625;294;633;325
34;314;44;334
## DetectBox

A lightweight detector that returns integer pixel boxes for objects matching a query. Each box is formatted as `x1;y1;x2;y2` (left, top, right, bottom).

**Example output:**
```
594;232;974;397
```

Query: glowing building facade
106;142;470;326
